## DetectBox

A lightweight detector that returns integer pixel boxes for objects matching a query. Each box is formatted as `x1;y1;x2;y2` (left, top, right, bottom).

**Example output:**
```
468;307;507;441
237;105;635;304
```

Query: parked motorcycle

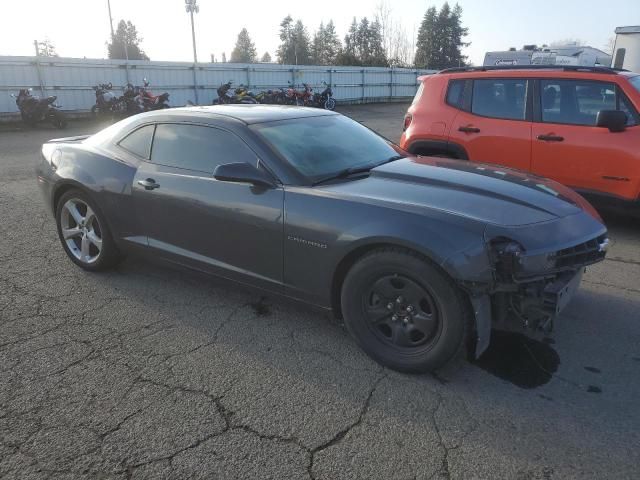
138;78;170;111
215;81;258;104
297;83;314;106
91;83;125;117
312;81;336;110
12;88;67;128
122;83;144;115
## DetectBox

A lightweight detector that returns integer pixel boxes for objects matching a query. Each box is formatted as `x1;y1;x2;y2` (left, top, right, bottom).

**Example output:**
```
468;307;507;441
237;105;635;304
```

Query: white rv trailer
484;45;611;67
612;26;640;72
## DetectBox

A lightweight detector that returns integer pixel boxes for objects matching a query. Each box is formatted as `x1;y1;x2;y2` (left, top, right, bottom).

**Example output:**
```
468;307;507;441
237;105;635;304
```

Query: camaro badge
287;235;328;249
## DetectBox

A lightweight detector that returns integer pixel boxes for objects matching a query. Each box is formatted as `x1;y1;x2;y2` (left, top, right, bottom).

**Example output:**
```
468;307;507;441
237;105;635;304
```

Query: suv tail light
403;113;413;131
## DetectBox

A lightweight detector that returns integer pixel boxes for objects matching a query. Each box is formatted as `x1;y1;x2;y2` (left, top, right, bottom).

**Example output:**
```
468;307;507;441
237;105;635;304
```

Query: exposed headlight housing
491;239;524;277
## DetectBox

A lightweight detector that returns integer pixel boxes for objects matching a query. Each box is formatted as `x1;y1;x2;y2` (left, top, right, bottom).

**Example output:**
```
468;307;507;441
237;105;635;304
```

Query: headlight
491;240;524;277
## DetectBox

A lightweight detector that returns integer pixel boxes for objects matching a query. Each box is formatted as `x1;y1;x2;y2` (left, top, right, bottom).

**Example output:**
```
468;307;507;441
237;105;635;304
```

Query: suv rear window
446;80;465;109
471;79;527;120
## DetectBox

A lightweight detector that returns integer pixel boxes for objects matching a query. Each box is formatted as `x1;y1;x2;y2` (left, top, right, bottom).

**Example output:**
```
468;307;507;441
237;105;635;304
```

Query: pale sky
0;0;637;65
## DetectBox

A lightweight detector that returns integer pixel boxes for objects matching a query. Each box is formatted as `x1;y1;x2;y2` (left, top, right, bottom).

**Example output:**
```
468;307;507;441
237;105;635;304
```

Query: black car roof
151;105;339;125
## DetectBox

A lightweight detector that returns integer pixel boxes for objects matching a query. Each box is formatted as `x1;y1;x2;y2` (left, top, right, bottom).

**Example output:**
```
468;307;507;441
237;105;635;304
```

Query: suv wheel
341;248;468;373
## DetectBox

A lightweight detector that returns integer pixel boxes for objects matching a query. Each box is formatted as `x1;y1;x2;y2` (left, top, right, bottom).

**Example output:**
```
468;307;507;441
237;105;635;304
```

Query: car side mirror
596;110;627;132
213;162;276;188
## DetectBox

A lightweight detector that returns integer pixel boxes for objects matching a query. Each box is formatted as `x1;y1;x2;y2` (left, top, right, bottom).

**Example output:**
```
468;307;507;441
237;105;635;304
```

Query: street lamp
184;0;200;104
185;0;199;64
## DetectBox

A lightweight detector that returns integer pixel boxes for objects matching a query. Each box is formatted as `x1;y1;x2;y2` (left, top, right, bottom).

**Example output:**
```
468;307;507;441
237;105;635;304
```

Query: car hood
321;156;597;227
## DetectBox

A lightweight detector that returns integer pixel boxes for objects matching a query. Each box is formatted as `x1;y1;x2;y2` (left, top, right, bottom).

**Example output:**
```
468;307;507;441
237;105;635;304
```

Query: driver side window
540;79;638;126
150;123;257;173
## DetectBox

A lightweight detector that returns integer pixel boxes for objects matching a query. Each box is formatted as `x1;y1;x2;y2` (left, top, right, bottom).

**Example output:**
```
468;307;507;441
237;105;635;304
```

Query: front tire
55;189;122;271
341;248;468;373
324;98;336;110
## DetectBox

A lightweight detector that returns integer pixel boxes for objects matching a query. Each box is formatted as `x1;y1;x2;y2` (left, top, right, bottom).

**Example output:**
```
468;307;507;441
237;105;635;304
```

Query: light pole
185;0;199;63
185;0;199;103
106;0;128;62
106;0;115;38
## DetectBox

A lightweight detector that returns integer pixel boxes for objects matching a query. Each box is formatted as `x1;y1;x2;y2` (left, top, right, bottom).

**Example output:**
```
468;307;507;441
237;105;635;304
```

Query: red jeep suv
400;66;640;206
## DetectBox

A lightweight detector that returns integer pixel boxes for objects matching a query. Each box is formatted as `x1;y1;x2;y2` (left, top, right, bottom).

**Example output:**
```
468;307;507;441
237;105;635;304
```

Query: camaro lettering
287;235;328;249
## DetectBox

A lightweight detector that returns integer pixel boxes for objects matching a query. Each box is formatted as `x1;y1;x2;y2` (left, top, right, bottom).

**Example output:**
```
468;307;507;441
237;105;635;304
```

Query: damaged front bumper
468;232;608;358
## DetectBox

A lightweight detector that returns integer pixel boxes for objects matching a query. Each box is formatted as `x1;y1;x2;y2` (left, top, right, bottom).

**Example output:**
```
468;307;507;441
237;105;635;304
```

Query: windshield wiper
311;155;406;187
312;165;376;186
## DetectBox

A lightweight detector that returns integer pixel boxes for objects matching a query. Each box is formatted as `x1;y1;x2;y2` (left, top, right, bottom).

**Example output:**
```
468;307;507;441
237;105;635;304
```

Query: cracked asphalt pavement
1;103;639;479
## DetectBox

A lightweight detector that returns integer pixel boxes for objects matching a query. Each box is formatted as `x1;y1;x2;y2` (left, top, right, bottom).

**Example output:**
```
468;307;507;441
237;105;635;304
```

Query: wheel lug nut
391;314;398;322
403;317;409;324
406;306;414;313
396;296;404;304
387;302;394;310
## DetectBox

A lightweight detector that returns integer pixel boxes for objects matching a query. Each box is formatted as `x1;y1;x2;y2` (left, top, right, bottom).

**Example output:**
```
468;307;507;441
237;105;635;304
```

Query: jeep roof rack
438;65;628;75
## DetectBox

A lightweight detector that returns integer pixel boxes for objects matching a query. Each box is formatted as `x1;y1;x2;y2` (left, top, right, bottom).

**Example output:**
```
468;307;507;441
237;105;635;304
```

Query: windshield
629;75;640;95
251;114;401;182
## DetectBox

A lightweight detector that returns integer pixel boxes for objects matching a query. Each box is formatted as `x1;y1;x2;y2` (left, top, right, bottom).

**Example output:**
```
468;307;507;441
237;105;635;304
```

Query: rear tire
55;189;123;271
341;248;468;373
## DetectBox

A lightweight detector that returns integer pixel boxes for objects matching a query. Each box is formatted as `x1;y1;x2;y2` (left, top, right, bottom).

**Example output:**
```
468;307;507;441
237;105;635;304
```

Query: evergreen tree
414;3;468;69
446;4;469;67
312;21;342;65
311;22;326;65
230;28;257;63
277;15;295;64
337;18;360;65
261;52;272;62
291;20;311;65
107;20;149;60
367;19;388;66
323;20;342;65
414;6;437;68
337;17;387;66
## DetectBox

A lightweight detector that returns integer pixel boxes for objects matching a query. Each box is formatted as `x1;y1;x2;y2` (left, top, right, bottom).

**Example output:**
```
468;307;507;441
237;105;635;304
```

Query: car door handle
458;126;480;133
537;134;564;142
137;178;160;190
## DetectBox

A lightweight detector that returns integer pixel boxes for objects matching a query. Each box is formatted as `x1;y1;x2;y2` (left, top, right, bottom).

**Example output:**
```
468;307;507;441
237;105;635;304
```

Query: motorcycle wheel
50;110;67;129
324;98;336;111
91;105;98;118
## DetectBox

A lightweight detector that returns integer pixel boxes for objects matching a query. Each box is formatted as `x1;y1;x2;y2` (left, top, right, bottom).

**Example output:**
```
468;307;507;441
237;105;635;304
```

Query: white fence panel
0;55;435;115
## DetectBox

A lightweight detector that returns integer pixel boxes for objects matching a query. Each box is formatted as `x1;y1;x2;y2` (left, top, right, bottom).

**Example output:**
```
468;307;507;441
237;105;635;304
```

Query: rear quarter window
118;124;155;159
412;82;425;105
446;80;466;109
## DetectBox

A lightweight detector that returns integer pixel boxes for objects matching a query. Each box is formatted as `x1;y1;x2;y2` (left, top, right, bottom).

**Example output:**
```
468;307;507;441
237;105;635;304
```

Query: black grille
555;234;608;269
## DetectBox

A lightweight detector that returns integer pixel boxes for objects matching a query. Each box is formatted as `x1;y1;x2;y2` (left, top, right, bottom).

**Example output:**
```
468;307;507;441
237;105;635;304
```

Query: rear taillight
403;113;413;131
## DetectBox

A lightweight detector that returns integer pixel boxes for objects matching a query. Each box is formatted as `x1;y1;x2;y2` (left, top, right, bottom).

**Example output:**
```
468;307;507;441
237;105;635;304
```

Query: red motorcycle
138;78;170;111
285;82;313;106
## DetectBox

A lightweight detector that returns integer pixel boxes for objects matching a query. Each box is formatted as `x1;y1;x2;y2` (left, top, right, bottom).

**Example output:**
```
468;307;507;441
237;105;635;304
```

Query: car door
531;78;640;200
132;122;284;292
447;77;532;171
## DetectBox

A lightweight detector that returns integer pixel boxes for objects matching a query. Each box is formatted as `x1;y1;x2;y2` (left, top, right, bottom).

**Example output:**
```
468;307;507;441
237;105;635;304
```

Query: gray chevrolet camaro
36;105;608;372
